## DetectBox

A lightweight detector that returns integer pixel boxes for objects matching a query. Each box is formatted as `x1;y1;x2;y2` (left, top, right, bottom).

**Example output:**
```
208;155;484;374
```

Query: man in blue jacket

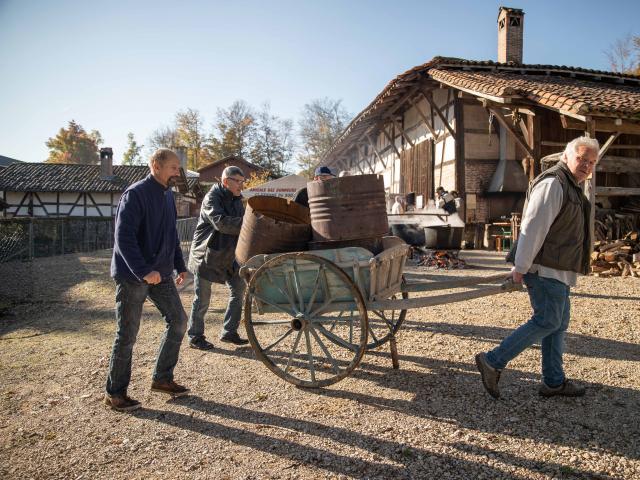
187;166;248;350
105;148;190;412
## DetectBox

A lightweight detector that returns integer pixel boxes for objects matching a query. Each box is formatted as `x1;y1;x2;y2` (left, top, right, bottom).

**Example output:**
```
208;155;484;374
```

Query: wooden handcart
239;237;520;388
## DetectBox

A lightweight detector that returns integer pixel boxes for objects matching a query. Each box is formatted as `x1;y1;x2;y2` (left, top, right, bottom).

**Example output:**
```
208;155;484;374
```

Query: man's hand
143;271;161;285
511;270;524;284
175;271;186;286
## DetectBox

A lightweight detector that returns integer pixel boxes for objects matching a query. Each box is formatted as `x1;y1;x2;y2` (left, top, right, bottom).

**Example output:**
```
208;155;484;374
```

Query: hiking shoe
475;352;501;399
150;379;190;397
189;337;214;351
104;393;141;412
539;380;585;398
220;332;249;346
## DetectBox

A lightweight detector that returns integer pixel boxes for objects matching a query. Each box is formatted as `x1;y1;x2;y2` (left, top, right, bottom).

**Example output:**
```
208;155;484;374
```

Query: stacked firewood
414;248;467;270
590;231;640;277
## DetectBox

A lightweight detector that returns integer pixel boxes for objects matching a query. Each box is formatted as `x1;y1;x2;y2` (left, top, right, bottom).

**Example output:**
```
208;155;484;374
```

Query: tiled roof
0;163;151;192
0;163;203;196
429;68;640;117
0;155;23;168
324;56;640;162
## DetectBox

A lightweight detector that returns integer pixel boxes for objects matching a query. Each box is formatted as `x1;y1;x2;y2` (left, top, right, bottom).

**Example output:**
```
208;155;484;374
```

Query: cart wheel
367;276;408;349
244;253;368;388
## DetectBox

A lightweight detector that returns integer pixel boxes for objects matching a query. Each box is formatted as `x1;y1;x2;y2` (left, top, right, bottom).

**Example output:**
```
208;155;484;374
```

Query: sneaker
539;380;585;398
150;379;190;397
475;352;501;399
104;393;141;412
220;332;249;346
189;337;214;351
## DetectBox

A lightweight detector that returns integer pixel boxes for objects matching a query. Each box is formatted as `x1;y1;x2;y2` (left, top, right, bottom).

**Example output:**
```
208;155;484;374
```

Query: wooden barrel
307;174;388;243
236;196;311;264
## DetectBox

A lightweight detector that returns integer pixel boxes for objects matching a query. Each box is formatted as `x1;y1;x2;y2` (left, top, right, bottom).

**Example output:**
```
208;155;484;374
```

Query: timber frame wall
327;77;640;238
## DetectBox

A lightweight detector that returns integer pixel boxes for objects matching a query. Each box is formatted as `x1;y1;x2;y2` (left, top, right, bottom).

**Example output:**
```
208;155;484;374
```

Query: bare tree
147;126;179;155
605;34;638;73
297;98;351;177
250;102;295;176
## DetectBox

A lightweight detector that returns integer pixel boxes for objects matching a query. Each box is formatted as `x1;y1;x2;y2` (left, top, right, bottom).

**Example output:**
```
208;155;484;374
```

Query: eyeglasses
227;177;246;185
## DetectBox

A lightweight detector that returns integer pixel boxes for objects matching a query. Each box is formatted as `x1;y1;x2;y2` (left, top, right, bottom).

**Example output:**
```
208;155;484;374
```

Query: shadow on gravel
132;397;601;479
396;320;640;362
318;350;640;462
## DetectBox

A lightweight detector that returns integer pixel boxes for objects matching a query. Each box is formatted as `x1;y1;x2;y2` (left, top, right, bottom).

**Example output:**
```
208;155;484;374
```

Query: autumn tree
249;103;295;177
208;100;256;160
45;120;102;164
296;98;351;177
175;108;211;170
122;132;144;165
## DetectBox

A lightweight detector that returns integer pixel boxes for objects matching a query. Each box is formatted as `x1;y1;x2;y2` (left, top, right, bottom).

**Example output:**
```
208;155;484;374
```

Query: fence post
28;219;34;260
61;219;65;255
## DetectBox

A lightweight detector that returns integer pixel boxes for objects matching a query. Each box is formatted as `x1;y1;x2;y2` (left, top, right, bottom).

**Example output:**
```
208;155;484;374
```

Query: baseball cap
314;166;335;177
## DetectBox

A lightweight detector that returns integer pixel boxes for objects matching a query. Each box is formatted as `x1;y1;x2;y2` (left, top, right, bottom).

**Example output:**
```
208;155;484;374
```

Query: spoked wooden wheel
244;253;368;388
332;276;407;350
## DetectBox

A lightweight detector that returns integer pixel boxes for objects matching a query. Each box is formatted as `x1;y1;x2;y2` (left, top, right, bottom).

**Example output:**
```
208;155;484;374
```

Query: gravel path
0;249;638;479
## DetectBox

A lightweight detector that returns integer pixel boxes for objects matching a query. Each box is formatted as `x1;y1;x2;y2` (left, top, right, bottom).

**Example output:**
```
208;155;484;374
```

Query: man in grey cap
293;165;335;208
187;165;248;349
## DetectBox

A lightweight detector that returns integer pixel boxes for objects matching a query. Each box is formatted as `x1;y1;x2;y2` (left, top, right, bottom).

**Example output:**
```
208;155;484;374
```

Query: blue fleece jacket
110;174;186;282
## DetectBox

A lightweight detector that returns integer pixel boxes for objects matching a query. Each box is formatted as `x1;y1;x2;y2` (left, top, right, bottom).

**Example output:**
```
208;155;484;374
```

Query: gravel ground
0;249;638;479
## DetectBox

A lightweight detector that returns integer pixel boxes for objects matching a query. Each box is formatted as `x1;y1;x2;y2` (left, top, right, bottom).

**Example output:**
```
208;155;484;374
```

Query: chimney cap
498;6;524;20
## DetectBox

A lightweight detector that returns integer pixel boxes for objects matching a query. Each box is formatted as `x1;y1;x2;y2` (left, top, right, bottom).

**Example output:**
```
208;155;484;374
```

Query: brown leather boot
150;379;190;396
104;393;141;412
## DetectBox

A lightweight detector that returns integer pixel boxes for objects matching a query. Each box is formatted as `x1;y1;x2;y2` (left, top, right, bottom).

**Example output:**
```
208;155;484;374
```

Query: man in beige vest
476;136;599;399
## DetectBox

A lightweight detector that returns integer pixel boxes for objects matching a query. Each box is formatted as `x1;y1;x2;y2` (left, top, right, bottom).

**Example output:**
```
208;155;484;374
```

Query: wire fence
0;217;198;264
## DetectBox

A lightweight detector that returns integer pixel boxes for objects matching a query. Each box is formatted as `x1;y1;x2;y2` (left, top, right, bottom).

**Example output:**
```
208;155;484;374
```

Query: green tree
296;98;351;177
45;120;102;164
208;100;256;160
249;102;295;177
122;132;144;165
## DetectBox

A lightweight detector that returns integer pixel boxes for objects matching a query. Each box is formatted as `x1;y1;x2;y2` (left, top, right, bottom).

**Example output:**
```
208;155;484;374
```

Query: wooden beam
366;134;387;169
382;125;403;161
454;96;465;203
358;144;376;174
596;187;640;196
598;133;620;160
594;155;640;172
487;106;535;159
527;108;541;180
562;115;640;135
408;97;439;140
393;118;415;148
585;120;596;253
386;85;423;117
420;89;456;138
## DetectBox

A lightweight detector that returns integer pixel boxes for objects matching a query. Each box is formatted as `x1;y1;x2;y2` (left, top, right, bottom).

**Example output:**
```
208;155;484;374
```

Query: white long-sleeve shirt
514;177;579;286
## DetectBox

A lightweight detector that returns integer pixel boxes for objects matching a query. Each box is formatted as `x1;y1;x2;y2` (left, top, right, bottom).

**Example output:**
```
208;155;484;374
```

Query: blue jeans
106;277;188;396
486;272;570;387
187;272;246;340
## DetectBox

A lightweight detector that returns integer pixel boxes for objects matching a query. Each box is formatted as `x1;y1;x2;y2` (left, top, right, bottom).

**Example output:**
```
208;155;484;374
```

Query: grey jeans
187;272;245;340
106;277;187;396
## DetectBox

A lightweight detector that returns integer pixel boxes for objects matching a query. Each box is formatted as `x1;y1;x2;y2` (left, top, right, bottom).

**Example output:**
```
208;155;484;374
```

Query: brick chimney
497;6;524;64
99;147;114;179
174;146;188;171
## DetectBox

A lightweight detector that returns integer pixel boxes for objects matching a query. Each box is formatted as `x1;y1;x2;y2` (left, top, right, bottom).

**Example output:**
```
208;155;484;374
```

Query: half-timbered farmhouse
323;7;640;246
0;149;202;218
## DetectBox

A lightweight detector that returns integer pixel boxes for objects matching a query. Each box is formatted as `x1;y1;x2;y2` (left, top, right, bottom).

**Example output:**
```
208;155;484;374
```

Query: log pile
590;231;640;277
414;248;467;270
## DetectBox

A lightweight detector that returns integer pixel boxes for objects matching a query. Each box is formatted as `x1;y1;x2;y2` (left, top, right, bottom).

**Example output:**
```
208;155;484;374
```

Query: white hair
222;166;245;179
562;136;599;163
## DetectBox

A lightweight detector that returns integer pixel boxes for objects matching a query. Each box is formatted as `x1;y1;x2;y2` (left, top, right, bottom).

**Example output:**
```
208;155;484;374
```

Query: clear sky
1;0;638;164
